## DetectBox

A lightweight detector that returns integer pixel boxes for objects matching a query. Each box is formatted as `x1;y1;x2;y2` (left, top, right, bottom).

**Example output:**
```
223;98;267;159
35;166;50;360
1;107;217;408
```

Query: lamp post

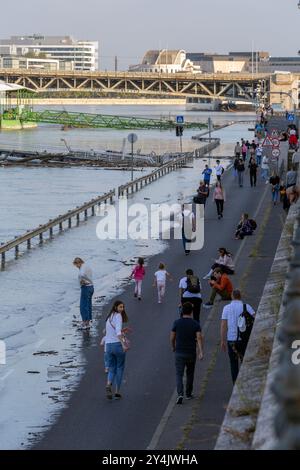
127;133;138;181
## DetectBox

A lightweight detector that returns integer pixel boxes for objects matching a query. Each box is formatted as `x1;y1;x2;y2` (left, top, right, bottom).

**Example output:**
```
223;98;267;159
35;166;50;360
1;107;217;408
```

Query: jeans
238;171;244;186
181;297;202;324
272;189;279;203
80;285;94;321
104;351;109;370
250;172;257;187
175;353;196;397
209;288;231;304
261;168;269;181
134;280;142;297
215;199;224;216
227;341;245;383
107;342;126;391
256;155;262;166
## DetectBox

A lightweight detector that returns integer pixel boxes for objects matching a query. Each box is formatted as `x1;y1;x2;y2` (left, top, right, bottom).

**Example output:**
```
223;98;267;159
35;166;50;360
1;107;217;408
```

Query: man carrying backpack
220;289;255;383
179;269;202;323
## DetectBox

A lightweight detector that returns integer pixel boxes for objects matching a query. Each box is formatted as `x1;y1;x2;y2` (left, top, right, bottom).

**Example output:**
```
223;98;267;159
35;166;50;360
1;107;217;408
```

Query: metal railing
0;189;115;268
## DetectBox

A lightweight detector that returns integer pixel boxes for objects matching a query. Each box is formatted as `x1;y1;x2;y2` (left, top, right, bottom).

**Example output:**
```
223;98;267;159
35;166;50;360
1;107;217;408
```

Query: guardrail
117;153;194;197
0;149;209;269
0;189;115;269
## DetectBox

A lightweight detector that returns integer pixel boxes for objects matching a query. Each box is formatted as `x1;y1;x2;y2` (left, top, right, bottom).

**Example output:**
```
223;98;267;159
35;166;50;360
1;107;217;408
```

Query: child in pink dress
130;257;145;300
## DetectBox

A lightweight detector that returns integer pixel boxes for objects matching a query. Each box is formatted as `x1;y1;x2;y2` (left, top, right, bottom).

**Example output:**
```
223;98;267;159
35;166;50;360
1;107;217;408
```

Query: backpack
186;275;200;294
249;219;257;230
237;304;254;346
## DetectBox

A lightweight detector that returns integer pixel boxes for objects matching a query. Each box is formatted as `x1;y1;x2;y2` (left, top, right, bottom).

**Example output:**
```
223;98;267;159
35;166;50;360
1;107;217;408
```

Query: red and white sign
272;138;280;148
272;148;280;158
262;136;273;147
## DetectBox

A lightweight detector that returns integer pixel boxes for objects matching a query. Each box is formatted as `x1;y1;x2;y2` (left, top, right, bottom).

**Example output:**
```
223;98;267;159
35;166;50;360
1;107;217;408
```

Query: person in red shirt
289;134;298;150
203;267;233;308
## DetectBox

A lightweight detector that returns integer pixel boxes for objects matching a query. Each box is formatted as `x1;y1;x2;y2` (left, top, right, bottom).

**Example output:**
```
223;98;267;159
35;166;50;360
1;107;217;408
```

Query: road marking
147;180;270;450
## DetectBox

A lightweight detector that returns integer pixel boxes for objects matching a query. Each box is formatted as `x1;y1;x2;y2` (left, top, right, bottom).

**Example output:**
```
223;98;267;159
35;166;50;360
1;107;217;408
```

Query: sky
2;0;300;70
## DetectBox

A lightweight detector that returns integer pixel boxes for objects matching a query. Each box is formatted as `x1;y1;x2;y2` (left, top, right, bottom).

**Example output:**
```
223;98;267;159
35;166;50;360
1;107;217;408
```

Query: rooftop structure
129;49;201;74
0;35;98;71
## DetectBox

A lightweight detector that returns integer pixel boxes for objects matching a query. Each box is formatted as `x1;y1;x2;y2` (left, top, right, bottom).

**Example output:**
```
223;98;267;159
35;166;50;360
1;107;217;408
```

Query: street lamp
127;133;138;181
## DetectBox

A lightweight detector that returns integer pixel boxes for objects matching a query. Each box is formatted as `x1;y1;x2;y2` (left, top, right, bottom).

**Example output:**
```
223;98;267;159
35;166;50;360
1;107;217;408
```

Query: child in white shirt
153;262;173;304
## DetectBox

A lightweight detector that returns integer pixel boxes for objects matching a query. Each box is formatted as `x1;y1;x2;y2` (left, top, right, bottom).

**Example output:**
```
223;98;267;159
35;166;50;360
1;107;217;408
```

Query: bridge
0;68;270;101
3;108;208;130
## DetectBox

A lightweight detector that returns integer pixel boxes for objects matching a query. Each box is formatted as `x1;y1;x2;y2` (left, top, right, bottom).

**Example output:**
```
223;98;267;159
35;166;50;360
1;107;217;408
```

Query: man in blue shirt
202;165;212;186
171;302;204;404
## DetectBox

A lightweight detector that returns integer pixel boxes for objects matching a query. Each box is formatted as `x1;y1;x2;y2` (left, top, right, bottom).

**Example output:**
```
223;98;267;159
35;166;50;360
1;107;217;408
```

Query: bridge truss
0;69;270;101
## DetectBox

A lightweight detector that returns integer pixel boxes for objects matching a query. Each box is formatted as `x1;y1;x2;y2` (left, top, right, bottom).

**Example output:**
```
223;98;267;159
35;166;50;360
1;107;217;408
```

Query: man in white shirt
221;289;255;383
261;155;269;183
179;269;202;323
73;257;94;329
214;160;224;181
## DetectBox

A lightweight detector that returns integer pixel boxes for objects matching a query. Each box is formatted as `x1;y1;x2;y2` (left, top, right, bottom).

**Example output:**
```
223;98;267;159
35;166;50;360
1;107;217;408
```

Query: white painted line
147;181;270;450
0;369;14;381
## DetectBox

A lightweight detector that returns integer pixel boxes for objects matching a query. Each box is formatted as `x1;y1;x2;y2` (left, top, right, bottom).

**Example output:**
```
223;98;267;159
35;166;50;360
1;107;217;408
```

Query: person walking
286;167;297;189
181;204;196;255
269;172;280;206
73;257;94;330
171;302;204;404
248;156;258;187
221;290;255;383
237;158;245;187
203;247;235;279
179;269;202;323
105;300;129;399
153;263;173;304
242;142;247;161
202;164;212;186
213;181;225;219
234;142;241;158
233;156;239;180
214;160;224;181
130;257;145;300
261;154;270;183
194;180;209;206
203;267;233;308
255;145;263;166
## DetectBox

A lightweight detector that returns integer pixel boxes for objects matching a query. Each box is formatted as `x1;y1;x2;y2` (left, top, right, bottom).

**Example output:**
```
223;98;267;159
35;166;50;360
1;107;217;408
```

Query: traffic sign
176;115;184;124
262;136;273;147
287;113;295;122
271;129;279;138
128;133;138;144
272;148;280;158
272;138;280;148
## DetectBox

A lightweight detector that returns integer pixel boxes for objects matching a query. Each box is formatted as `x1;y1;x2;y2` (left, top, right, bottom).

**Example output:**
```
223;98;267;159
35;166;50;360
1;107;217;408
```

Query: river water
0;105;255;449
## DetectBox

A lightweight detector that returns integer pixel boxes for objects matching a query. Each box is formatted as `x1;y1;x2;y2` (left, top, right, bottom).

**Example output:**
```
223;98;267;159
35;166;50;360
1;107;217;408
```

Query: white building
129;49;201;74
0;35;99;71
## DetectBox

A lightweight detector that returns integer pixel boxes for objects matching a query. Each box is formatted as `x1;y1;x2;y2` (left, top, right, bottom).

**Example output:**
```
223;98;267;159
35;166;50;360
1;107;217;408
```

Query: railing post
84;209;88;219
59;222;63;231
15;245;19;257
49;227;53;238
39;232;43;244
1;252;5;269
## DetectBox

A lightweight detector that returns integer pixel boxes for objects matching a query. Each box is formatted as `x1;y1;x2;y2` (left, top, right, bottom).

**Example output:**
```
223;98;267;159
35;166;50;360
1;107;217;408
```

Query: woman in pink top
213;181;226;219
130;257;145;300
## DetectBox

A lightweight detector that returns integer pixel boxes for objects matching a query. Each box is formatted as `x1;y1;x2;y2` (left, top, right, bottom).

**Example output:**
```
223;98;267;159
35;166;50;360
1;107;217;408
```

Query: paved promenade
34;155;286;450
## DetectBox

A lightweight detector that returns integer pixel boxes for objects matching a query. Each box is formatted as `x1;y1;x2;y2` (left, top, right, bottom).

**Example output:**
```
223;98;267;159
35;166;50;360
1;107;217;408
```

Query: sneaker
203;302;213;308
176;395;183;405
138;297;141;301
114;393;122;399
106;385;113;400
186;394;194;400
